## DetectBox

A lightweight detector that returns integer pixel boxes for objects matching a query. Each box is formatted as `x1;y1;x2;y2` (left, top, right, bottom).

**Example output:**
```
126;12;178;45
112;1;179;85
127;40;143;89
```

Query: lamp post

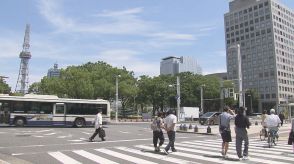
169;76;180;121
228;44;243;108
115;75;121;123
248;94;253;113
176;76;180;122
200;84;205;114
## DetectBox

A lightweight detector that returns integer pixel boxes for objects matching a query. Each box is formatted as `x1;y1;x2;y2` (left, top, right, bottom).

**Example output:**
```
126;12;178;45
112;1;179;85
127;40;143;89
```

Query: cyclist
264;109;281;145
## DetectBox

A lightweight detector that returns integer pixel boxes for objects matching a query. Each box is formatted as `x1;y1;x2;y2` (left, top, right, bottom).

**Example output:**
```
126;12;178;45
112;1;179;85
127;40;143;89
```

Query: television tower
15;24;31;94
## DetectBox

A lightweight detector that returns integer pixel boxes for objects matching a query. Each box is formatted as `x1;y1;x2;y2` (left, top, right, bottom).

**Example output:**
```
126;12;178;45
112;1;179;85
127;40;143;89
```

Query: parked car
199;112;221;125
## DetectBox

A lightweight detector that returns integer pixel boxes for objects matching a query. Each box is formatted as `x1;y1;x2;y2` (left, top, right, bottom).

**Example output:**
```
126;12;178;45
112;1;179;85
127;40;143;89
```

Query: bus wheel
74;118;85;128
14;118;25;127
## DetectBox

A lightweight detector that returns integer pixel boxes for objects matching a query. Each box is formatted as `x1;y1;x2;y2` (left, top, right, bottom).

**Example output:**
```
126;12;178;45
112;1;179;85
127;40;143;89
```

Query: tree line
1;61;259;116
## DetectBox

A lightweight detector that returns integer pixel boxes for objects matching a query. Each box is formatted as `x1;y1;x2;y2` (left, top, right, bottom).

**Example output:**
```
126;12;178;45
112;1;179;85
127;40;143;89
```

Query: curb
176;130;217;135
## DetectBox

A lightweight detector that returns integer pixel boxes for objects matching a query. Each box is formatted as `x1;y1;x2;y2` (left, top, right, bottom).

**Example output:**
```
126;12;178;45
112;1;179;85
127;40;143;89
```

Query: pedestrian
235;106;250;160
261;110;268;127
89;109;105;142
163;110;177;155
152;112;165;152
278;112;285;126
291;118;294;153
219;106;235;159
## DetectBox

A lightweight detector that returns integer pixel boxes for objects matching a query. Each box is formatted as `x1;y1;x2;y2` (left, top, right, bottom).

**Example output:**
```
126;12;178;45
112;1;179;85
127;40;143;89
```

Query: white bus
0;94;111;127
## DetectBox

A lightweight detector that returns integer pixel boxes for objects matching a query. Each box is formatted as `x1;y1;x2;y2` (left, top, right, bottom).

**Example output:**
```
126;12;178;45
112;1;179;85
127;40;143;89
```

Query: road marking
44;133;56;136
82;132;91;135
119;131;130;133
33;136;44;138
36;129;53;133
48;152;82;164
0;137;189;149
67;140;83;142
178;142;294;162
95;148;158;164
116;146;196;164
73;150;119;164
135;145;229;164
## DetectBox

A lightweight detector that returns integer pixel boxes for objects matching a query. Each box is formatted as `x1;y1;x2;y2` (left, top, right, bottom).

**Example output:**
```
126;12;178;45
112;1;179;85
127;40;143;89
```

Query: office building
160;56;202;75
47;63;61;78
225;0;294;111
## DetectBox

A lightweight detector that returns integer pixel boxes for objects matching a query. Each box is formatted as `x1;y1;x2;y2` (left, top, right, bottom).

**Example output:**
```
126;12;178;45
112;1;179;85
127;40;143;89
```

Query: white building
160;56;202;75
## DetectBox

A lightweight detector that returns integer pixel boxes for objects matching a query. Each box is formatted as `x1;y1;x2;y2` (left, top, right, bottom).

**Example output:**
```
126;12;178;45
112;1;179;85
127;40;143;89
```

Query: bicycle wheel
260;130;265;141
268;133;272;148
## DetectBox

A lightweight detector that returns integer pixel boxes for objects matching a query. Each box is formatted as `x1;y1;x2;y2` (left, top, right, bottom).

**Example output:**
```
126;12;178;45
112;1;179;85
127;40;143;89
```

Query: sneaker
157;147;160;152
88;139;93;142
238;158;242;161
223;155;228;159
162;149;169;155
220;150;225;156
154;147;160;152
171;148;177;152
243;156;249;160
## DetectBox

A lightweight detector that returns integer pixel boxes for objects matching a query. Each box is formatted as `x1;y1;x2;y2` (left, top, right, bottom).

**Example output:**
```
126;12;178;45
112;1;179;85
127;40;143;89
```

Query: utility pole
176;76;180;122
200;84;205;114
115;75;120;123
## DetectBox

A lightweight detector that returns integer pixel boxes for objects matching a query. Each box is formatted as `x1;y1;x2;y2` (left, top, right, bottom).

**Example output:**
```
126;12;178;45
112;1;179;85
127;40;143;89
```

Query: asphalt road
0;123;293;164
0;123;216;164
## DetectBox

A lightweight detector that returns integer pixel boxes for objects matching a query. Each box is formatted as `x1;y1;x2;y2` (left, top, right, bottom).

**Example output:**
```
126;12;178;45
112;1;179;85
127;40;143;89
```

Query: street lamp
169;76;180;121
200;84;205;114
115;75;121;123
248;94;253;113
228;44;243;108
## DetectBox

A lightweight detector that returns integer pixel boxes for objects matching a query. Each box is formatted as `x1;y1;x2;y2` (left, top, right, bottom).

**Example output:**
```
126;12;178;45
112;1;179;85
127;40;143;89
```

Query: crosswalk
47;138;294;164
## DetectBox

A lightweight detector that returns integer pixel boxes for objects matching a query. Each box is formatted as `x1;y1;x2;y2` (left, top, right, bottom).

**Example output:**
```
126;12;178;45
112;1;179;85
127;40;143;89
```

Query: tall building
160;56;202;75
225;0;294;111
47;63;61;78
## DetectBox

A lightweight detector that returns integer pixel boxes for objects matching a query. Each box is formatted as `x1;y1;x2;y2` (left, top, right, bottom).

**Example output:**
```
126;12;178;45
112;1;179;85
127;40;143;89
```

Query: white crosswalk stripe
48;151;82;164
47;138;294;164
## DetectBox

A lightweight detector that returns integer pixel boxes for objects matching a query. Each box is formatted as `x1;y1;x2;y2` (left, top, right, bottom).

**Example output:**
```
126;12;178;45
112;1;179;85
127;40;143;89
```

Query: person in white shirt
264;108;281;143
163;110;177;154
89;109;105;142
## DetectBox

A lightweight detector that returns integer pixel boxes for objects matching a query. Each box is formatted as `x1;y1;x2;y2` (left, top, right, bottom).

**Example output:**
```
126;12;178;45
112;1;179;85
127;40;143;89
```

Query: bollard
194;125;198;132
183;124;187;131
189;123;193;129
180;124;183;130
255;121;258;125
207;125;211;133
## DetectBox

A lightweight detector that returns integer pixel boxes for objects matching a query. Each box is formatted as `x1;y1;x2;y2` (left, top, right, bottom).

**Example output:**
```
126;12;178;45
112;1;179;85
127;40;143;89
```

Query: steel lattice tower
15;24;31;94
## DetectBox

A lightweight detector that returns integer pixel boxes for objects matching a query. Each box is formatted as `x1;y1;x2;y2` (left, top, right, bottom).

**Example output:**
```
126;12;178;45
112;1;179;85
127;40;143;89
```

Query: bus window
56;105;65;114
12;101;30;113
40;103;53;114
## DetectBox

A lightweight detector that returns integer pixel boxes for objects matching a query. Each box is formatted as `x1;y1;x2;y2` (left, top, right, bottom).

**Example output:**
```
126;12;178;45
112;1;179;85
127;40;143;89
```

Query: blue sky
1;0;294;89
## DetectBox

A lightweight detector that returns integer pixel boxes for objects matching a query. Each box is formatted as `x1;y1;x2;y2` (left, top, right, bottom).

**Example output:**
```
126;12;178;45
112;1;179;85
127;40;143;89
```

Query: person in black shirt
235;107;250;160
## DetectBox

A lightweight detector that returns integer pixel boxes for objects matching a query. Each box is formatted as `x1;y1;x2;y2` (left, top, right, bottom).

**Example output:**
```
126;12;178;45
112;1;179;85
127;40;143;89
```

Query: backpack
150;118;160;131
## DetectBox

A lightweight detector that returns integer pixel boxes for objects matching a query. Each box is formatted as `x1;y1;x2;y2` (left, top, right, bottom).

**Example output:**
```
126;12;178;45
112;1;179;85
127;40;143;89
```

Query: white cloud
149;32;196;41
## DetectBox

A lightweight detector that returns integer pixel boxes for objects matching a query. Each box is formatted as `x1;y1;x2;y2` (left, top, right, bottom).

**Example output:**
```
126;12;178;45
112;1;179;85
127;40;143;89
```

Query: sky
1;0;294;90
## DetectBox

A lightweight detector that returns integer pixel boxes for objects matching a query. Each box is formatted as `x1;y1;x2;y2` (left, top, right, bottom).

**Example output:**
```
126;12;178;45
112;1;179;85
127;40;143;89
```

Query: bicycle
267;128;279;148
259;127;267;141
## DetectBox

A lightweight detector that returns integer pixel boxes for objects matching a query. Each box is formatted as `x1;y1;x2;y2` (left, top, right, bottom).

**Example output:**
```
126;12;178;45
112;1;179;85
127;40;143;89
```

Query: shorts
221;130;232;142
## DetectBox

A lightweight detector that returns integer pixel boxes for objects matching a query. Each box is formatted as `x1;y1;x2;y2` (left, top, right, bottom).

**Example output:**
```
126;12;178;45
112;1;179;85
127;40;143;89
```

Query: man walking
163;110;177;155
89;109;105;142
235;107;251;160
278;112;285;126
152;112;165;152
219;106;235;158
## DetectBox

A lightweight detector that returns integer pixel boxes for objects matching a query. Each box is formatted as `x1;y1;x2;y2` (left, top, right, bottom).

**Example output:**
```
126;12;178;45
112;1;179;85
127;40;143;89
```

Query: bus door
0;102;10;124
53;103;66;126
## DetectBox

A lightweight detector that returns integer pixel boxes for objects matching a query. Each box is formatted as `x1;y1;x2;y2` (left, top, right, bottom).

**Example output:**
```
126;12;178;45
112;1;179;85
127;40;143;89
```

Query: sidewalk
176;121;292;137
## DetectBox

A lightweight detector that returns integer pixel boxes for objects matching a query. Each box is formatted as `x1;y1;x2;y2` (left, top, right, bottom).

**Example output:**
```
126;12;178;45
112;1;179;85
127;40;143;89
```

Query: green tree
0;79;11;94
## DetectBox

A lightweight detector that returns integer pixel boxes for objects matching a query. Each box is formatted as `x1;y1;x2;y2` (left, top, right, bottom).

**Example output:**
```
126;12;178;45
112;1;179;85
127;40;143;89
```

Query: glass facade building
225;0;294;111
160;56;202;75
